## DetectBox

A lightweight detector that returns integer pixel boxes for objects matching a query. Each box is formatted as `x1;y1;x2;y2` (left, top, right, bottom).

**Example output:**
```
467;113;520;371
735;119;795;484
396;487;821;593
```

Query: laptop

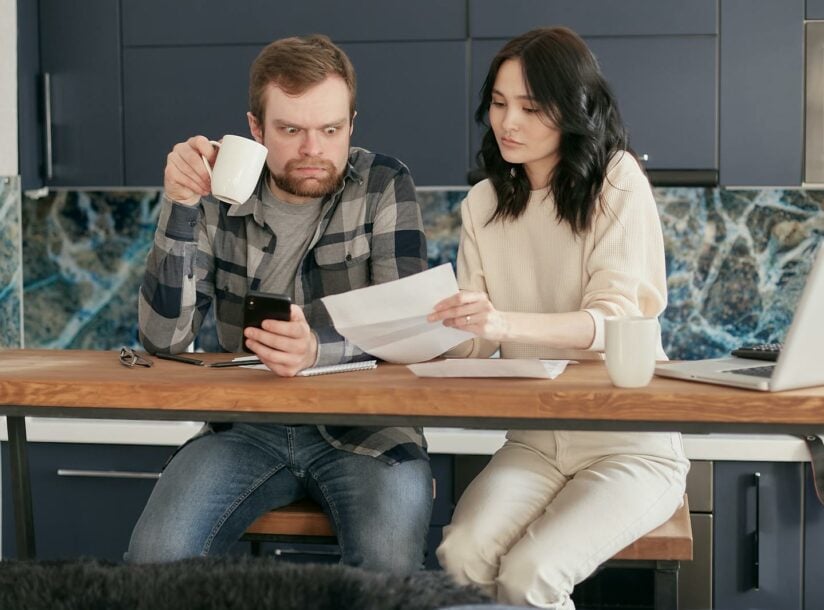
654;244;824;391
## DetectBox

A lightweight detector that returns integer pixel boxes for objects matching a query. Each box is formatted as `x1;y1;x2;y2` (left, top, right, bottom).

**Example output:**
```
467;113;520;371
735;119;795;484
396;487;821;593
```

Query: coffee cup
201;135;268;205
604;316;659;388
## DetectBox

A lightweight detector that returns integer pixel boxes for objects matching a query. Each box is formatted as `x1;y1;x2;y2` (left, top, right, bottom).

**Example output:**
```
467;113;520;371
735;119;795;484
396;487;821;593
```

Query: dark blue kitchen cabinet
1;442;171;561
467;0;718;175
804;464;824;609
720;0;804;186
24;0;124;188
425;453;455;569
470;36;717;173
469;0;718;38
713;461;804;610
122;46;258;187
119;0;468;187
809;0;824;19
22;0;812;187
339;41;468;187
123;40;468;187
121;0;466;45
17;0;41;192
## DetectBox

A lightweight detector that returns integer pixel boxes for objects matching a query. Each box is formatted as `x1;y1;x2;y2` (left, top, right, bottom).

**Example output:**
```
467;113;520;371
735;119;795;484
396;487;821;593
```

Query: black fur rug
0;556;491;610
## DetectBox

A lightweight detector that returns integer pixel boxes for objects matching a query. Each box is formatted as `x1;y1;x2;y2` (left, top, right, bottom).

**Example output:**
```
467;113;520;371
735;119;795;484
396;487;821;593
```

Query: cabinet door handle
751;471;761;591
272;547;340;558
56;469;160;480
42;72;54;181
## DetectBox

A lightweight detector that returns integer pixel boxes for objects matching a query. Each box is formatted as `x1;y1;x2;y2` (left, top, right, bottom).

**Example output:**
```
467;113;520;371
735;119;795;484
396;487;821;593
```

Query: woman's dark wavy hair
477;27;629;234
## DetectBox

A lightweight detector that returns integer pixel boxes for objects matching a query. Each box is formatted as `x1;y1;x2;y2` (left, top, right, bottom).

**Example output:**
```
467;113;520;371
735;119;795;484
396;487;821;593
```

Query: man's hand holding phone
243;292;318;377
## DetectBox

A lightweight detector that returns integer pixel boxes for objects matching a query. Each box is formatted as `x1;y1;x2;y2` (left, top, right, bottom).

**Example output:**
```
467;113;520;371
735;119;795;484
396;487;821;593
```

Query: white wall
0;0;17;175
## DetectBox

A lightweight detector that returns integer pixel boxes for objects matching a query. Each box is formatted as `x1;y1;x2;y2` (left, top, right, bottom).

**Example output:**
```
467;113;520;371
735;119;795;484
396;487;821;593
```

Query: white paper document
320;264;473;364
407;359;570;379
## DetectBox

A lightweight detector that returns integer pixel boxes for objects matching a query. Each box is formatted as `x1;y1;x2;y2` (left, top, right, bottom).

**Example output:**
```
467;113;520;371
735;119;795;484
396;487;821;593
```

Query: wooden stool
244;494;692;610
605;495;693;610
242;499;337;557
243;479;438;556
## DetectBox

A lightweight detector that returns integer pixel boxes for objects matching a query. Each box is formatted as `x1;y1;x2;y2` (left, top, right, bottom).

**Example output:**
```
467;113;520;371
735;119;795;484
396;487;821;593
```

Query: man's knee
126;525;206;564
329;456;432;572
351;491;430;572
346;539;421;574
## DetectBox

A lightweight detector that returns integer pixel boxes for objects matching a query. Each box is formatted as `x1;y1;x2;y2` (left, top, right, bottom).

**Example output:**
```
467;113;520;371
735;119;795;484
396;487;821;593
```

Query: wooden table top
1;349;823;434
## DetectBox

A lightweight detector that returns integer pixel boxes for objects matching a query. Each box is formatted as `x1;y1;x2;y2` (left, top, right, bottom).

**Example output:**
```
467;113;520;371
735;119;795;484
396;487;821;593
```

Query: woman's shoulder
597;151;658;222
605;150;645;182
602;151;653;197
463;179;498;213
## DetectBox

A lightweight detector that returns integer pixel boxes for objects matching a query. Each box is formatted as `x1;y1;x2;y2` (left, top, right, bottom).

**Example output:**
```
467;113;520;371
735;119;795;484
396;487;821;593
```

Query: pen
156;352;206;366
209;359;263;368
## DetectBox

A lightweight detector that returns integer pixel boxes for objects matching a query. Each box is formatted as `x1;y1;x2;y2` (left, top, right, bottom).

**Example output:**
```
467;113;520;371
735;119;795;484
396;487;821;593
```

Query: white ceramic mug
201;135;268;205
604;316;660;388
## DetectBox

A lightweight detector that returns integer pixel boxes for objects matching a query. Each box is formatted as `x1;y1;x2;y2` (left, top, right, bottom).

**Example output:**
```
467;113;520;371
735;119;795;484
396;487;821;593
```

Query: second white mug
201;135;268;205
604;316;660;388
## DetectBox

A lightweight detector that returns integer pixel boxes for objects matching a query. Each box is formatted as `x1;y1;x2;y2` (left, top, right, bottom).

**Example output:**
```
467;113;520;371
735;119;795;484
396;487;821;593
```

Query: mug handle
200;140;221;180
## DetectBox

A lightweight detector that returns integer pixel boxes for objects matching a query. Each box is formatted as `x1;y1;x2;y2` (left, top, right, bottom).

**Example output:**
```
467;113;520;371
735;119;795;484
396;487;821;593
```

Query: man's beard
271;158;345;198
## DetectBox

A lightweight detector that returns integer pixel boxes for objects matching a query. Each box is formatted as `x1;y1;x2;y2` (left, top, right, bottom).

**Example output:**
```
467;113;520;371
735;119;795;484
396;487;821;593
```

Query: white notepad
297;360;378;377
231;356;378;376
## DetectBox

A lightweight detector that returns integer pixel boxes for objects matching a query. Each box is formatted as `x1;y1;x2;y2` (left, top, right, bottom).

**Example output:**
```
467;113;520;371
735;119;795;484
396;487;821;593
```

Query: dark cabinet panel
469;0;717;38
430;454;454;526
809;0;824;19
720;0;804;186
471;36;717;172
37;0;124;187
29;0;808;187
342;41;468;186
804;464;824;609
17;0;41;191
124;41;468;187
1;443;171;561
713;461;804;610
122;0;466;46
123;46;258;186
588;37;716;171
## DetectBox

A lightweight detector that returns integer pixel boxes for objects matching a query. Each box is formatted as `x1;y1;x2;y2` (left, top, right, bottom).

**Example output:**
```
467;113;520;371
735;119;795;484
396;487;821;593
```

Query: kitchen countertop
0;417;813;462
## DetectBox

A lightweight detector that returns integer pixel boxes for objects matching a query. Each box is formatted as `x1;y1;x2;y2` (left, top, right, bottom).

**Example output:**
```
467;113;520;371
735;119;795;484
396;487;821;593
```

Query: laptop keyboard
723;365;775;378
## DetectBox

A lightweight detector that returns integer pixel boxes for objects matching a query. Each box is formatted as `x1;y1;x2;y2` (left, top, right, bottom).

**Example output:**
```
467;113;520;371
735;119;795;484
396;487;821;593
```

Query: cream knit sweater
453;152;667;361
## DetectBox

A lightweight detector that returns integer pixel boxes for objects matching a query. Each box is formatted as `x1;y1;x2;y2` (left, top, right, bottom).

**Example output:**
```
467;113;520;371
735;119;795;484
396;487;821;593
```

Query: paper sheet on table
320;264;473;364
407;359;570;379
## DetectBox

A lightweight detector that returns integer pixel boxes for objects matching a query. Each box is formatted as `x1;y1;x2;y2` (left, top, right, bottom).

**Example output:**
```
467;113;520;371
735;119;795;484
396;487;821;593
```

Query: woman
429;27;689;609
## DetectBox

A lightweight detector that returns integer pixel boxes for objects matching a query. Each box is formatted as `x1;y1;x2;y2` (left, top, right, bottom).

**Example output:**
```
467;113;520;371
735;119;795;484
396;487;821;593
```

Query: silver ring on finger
465;315;471;325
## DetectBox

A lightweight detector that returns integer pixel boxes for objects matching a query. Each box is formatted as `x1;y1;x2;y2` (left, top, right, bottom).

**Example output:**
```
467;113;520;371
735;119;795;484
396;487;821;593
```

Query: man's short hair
249;34;357;125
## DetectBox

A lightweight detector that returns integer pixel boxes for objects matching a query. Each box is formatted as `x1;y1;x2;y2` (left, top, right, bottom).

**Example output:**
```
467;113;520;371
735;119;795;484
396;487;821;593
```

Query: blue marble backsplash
0;177;22;349
7;186;824;360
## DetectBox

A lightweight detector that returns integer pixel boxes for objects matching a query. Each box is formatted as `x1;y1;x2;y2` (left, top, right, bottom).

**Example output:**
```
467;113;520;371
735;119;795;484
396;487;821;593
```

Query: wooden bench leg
653;560;680;610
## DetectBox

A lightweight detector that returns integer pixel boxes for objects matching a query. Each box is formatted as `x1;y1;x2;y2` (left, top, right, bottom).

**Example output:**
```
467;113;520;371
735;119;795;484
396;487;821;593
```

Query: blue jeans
126;423;433;572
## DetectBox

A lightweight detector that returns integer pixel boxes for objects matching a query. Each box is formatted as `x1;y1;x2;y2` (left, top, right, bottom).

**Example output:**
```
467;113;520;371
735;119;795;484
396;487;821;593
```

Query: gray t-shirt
259;184;324;300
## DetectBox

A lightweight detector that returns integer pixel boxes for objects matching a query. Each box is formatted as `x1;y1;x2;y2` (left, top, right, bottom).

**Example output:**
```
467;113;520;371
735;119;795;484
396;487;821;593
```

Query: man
127;35;432;573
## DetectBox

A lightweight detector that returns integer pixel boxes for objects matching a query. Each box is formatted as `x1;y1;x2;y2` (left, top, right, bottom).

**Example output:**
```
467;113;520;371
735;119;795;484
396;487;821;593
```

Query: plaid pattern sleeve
138;147;429;464
138;199;216;354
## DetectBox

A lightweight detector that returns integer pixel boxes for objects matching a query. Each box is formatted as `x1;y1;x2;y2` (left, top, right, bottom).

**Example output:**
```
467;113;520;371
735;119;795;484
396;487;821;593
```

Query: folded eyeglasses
119;346;153;368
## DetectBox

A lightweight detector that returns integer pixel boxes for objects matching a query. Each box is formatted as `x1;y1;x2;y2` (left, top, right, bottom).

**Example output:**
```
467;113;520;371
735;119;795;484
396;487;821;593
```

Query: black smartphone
242;291;292;352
